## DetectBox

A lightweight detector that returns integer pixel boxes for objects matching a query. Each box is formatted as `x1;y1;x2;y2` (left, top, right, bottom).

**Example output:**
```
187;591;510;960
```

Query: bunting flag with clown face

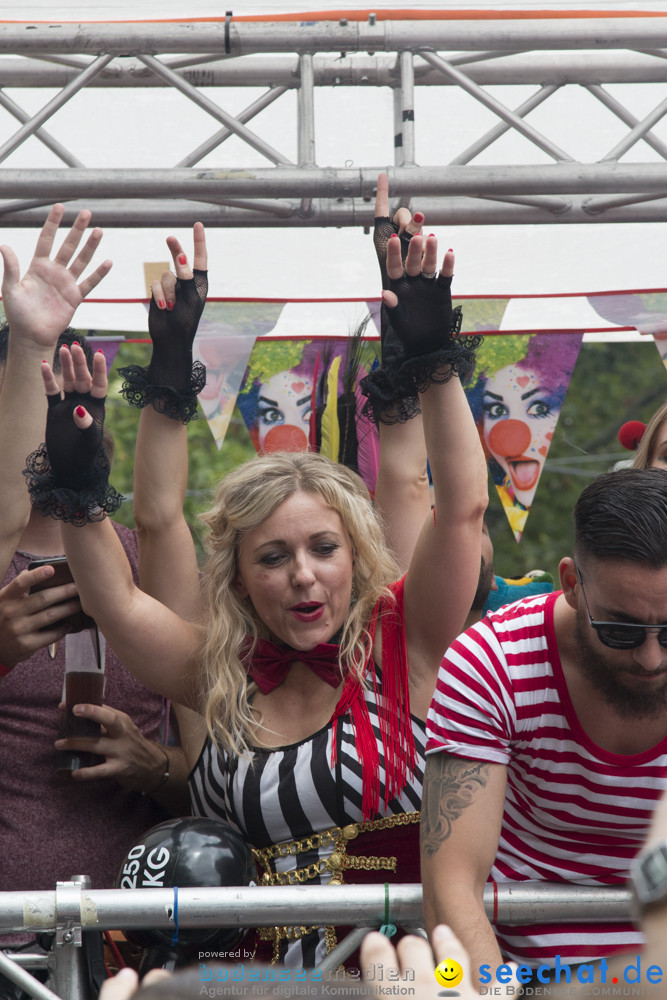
236;332;381;495
192;301;285;450
465;331;583;541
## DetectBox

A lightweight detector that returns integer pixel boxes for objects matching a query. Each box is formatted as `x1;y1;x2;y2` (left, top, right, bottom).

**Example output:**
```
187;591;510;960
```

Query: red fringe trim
331;576;416;820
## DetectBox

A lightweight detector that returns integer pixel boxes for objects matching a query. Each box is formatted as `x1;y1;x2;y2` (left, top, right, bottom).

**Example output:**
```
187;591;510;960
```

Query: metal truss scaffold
0;880;632;1000
1;15;667;226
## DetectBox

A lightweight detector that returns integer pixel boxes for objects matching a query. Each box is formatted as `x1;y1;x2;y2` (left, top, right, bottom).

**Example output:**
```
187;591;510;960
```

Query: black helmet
116;817;256;965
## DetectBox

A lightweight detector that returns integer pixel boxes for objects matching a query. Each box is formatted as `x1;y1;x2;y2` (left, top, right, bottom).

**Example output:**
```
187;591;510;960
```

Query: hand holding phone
27;556;94;633
0;561;84;670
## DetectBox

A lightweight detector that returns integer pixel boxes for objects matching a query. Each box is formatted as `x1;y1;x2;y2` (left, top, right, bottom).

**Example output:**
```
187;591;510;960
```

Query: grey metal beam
3;52;667;88
419;50;575;163
1;20;667;55
600;93;667;162
0;89;83;166
4;195;667;227
450;84;561;166
586;83;667;161
175;85;289;169
0;952;60;1000
397;51;415;167
0;17;665;228
136;53;293;167
1;165;667;199
0;53;113;164
0;882;632;933
297;53;315;217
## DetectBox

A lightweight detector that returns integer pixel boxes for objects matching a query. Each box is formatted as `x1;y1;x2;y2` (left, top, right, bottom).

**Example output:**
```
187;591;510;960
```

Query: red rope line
3;10;666;24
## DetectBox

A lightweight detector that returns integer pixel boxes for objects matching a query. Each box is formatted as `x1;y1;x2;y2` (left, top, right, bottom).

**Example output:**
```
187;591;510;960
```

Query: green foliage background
98;334;667;579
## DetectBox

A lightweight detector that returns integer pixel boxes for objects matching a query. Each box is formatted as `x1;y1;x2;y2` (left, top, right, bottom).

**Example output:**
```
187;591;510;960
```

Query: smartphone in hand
27;556;95;633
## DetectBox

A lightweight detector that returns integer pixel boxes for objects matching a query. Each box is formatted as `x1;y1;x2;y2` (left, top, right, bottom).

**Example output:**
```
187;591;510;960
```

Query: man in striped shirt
422;468;667;981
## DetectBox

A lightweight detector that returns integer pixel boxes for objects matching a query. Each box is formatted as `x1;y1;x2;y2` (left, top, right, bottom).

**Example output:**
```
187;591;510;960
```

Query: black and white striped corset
188;684;427;967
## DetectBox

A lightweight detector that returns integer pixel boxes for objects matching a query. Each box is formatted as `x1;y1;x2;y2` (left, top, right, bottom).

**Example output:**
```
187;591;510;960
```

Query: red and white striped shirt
426;591;667;967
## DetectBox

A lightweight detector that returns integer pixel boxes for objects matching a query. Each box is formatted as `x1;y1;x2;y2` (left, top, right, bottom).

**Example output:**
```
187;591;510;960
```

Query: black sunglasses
574;561;667;650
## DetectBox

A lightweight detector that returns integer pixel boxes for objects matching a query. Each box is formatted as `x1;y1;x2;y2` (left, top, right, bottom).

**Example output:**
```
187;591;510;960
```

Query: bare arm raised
0;205;111;575
367;177;488;718
37;344;201;708
128;223;207;622
127;225;209;765
371;176;432;573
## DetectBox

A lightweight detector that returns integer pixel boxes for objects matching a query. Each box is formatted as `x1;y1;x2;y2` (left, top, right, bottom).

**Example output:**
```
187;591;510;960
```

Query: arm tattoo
421;754;490;858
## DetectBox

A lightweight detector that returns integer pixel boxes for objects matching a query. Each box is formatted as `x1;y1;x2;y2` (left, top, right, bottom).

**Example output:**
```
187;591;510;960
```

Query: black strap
225;11;233;55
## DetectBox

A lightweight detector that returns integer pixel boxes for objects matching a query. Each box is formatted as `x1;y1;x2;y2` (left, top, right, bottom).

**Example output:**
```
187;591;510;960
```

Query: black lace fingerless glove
361;246;480;424
118;269;208;422
23;391;123;525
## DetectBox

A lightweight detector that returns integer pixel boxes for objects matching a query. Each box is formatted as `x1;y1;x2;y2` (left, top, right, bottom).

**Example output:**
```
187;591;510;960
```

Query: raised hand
150;220;208;350
0;204;111;349
42;343;108;489
383;231;460;359
372;173;426;368
361;176;477;425
23;343;122;525
373;172;425;288
119;222;207;422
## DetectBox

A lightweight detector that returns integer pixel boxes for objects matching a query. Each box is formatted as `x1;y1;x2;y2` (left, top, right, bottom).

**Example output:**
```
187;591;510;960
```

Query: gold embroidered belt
251;811;420;961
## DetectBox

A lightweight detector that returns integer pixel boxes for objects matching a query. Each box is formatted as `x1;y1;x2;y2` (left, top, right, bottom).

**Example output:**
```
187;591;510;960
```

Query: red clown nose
617;420;647;451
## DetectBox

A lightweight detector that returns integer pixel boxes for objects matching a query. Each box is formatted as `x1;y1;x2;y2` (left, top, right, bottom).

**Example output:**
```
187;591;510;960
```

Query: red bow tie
245;638;342;694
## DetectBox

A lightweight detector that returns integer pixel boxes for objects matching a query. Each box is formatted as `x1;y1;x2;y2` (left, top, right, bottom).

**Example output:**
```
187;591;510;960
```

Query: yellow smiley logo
435;959;464;989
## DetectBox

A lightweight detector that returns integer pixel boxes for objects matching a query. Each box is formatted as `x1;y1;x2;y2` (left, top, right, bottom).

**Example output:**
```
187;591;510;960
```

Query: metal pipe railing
0;882;632;935
0;880;634;1000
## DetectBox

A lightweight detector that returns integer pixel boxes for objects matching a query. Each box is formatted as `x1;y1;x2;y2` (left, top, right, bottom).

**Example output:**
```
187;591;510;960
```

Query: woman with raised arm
0;204;111;580
28;203;487;966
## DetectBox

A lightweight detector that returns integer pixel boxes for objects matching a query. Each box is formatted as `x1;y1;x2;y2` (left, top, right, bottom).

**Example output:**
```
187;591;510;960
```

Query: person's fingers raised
375;172;390;218
90;350;108;399
192;222;207;272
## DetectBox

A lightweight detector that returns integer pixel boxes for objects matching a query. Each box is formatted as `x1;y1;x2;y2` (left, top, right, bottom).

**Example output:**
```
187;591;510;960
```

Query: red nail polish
414;212;424;223
96;349;104;354
167;301;174;311
448;248;453;252
158;300;165;309
429;233;436;238
75;406;86;417
73;341;79;346
178;254;187;265
390;233;398;239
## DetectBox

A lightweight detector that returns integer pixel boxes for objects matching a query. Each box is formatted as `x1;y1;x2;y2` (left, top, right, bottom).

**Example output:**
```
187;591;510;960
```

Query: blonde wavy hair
198;451;400;755
633;401;667;470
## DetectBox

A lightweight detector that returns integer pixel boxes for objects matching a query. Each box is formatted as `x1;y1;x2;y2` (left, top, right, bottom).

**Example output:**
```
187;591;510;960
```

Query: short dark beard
573;611;667;719
470;556;495;612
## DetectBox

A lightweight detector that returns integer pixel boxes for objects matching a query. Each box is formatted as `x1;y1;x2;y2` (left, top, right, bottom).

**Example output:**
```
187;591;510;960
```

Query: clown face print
482;363;560;508
257;370;313;453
